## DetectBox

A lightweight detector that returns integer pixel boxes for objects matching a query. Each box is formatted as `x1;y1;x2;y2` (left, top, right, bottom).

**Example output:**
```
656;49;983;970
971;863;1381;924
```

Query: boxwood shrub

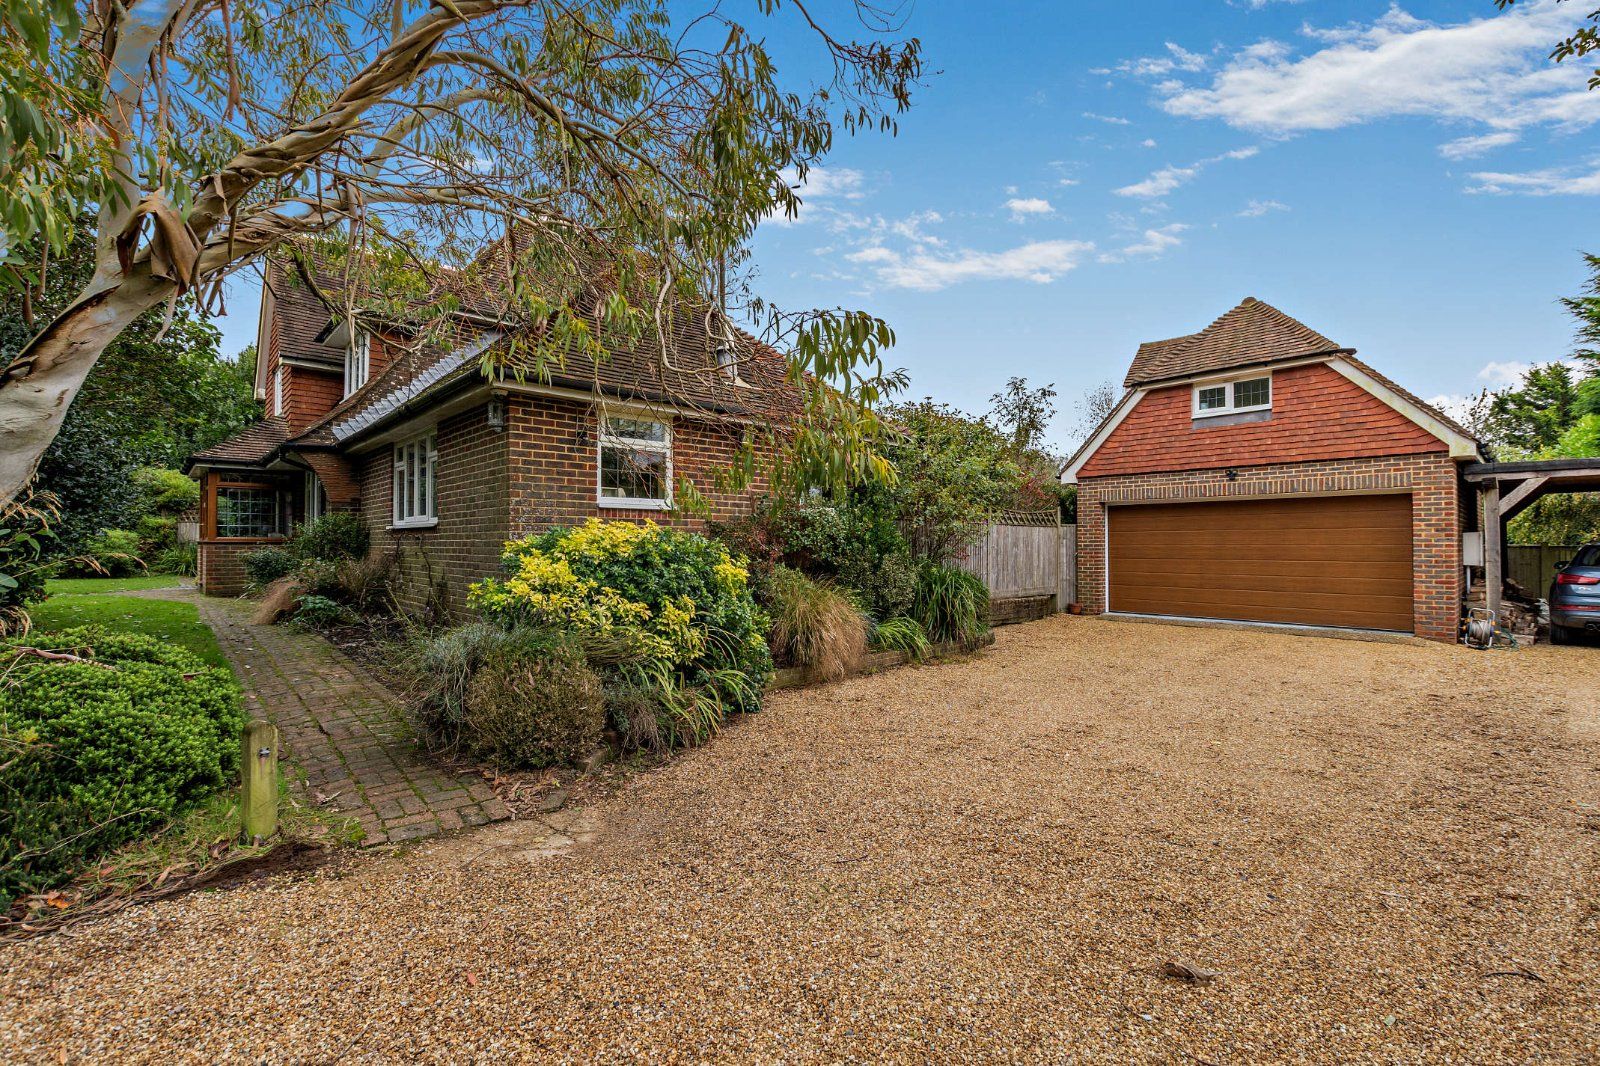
0;628;244;908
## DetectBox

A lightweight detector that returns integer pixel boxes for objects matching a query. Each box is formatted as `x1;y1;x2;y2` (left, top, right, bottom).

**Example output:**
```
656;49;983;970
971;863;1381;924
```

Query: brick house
1060;298;1483;642
185;251;798;613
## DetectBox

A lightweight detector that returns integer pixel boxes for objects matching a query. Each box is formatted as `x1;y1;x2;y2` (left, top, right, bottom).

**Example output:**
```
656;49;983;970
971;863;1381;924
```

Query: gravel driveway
3;616;1597;1062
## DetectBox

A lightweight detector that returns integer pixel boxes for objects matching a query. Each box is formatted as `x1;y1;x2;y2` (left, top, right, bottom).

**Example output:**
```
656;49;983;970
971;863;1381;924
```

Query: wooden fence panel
955;512;1078;623
1060;524;1077;607
1508;544;1581;594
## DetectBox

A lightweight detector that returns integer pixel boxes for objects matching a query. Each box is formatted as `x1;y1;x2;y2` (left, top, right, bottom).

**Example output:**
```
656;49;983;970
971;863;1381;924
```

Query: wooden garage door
1108;494;1414;632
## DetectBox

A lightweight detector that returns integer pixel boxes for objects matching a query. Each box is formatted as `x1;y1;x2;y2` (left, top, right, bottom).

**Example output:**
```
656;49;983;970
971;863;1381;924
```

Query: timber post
241;719;280;844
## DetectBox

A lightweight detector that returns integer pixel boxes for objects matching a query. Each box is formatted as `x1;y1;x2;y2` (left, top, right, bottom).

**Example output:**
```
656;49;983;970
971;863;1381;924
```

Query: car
1549;544;1600;645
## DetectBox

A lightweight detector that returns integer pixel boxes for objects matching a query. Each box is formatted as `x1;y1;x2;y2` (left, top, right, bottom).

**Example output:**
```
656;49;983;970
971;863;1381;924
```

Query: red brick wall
1076;454;1464;642
504;395;770;536
1079;363;1448;478
352;394;774;619
357;405;510;619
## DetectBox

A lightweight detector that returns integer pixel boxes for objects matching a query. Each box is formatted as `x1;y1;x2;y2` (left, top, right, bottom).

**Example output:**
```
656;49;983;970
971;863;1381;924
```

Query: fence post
241;720;279;845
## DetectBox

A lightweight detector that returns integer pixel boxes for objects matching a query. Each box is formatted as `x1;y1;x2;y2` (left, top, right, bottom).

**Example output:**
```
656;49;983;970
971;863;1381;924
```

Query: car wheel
1550;623;1574;646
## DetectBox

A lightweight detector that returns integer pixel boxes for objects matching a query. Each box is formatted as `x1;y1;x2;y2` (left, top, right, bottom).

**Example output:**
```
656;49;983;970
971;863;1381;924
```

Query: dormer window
344;329;370;398
1193;374;1271;418
714;342;740;381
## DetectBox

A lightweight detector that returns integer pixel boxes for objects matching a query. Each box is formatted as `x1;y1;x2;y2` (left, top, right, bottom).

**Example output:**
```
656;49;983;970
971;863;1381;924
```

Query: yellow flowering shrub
468;519;770;711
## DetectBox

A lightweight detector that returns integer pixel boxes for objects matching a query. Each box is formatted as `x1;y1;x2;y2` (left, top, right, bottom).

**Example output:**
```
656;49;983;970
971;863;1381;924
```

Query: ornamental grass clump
764;566;868;680
0;628;244;909
469;519;772;723
912;564;990;646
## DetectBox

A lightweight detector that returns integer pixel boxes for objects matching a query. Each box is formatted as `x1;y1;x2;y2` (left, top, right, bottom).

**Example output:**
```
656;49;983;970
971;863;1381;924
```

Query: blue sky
215;0;1600;455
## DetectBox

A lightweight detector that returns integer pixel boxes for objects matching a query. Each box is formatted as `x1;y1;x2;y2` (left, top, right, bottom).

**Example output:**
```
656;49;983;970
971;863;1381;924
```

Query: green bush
839;548;918;621
243;546;294;587
470;519;772;716
764;566;868;679
0;628;244;908
288;512;369;564
459;635;606;768
912;564;990;646
80;528;145;577
1;490;60;636
292;594;354;629
131;467;201;513
154;542;198;577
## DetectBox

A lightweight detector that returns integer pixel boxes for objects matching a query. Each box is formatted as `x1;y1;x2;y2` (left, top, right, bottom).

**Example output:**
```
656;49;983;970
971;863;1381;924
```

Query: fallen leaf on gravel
464;972;479;987
1161;960;1217;983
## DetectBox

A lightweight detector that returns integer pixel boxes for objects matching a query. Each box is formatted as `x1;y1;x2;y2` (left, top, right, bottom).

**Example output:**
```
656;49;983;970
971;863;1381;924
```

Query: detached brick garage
1062;298;1482;643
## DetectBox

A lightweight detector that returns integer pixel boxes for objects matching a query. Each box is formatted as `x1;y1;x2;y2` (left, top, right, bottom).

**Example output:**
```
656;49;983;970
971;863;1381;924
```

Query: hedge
0;628;244;909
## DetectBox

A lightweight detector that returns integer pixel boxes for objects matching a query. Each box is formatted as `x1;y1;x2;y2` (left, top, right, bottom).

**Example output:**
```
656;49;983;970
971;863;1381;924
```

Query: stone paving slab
170;591;508;844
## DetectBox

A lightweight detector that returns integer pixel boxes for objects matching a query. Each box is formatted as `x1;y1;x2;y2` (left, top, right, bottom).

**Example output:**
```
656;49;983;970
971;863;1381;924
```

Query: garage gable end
1073;362;1457;480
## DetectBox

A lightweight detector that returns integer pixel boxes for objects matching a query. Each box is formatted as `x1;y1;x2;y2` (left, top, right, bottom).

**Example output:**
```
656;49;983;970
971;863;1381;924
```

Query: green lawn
29;588;228;669
45;574;187;595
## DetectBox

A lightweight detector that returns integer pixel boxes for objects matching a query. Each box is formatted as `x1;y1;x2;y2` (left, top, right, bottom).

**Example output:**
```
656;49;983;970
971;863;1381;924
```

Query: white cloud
1141;138;1158;148
1116;164;1199;199
1082;112;1133;125
1238;198;1290;217
1101;223;1189;262
1477;360;1536;388
1158;3;1597;135
781;165;865;200
1117;42;1210;78
1230;0;1307;8
1005;197;1055;219
1115;146;1260;198
869;240;1096;291
1468;160;1600;195
1058;177;1082;187
1438;131;1521;159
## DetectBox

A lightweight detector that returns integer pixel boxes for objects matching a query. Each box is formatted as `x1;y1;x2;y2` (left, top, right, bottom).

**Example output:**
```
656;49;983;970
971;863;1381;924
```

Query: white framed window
274;365;286;417
1192;374;1272;418
303;472;327;522
392;431;438;527
598;413;671;509
345;329;371;398
714;343;741;382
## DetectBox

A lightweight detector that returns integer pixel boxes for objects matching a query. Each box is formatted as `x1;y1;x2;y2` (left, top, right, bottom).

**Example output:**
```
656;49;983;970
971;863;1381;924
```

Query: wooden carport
1463;458;1600;616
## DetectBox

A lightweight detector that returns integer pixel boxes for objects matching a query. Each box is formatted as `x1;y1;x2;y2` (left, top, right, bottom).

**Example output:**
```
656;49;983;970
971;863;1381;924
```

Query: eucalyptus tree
0;0;922;503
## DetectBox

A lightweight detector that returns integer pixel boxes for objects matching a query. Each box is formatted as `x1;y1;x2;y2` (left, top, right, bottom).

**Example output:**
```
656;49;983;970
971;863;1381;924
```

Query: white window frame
597;411;672;510
1192;373;1272;419
391;431;438;528
273;365;286;417
345;329;371;398
303;471;327;522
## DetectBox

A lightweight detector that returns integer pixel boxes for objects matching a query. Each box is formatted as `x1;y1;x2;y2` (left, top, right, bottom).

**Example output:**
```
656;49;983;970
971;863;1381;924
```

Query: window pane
600;443;667;500
217;488;281;538
1197;386;1228;411
1234;378;1271;408
604;417;667;443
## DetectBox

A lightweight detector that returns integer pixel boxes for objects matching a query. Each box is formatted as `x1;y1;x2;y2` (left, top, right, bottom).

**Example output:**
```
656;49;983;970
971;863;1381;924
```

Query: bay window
216;485;285;539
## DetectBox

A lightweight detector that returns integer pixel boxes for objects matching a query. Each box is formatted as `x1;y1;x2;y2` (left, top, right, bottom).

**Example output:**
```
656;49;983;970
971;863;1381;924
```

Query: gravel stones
2;616;1597;1061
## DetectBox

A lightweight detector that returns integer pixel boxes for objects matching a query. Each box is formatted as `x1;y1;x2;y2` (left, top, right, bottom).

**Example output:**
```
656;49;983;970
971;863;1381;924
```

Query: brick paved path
176;592;508;844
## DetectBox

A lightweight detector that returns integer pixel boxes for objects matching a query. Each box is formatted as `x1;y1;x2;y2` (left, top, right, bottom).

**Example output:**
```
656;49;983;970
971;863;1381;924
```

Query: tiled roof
1125;297;1346;387
273;273;802;451
184;417;289;471
1343;354;1479;445
266;259;345;366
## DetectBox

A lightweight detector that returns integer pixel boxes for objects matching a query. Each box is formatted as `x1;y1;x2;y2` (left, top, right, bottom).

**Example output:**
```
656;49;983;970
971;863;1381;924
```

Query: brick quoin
1075;454;1464;643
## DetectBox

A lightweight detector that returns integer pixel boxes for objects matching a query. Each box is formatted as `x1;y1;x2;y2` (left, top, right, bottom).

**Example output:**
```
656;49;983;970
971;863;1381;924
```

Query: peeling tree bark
0;270;173;502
